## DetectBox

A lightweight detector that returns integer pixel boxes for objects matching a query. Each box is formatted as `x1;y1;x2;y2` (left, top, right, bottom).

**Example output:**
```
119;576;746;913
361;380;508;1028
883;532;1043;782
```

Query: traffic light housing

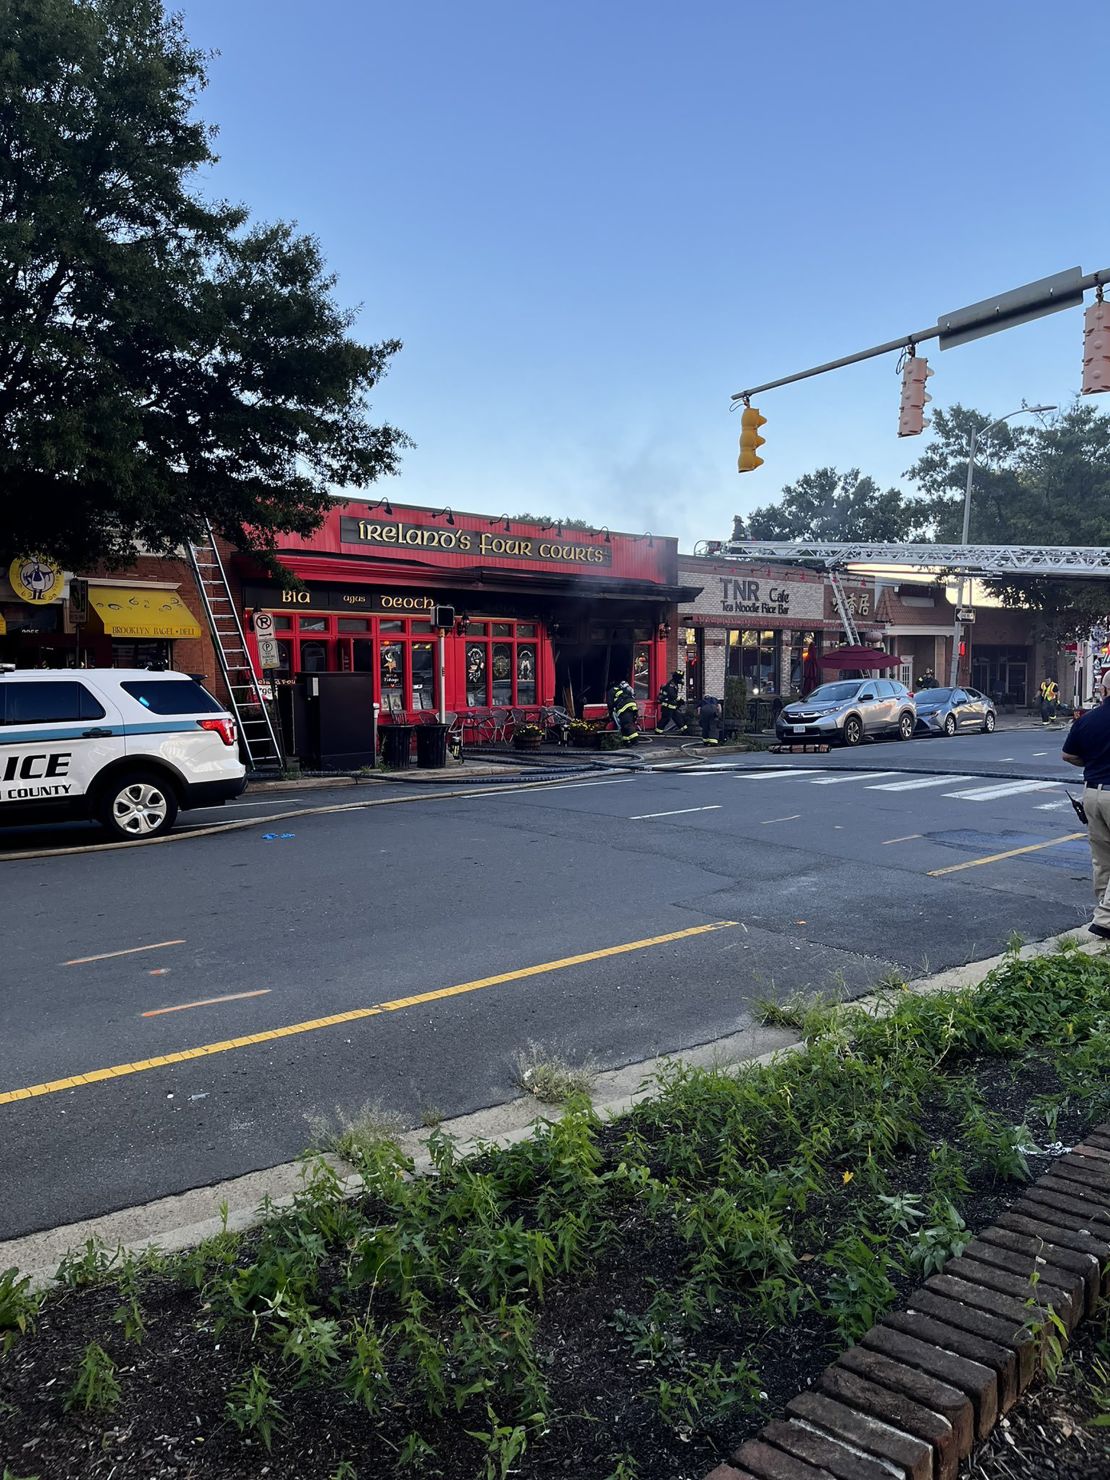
898;355;933;436
737;405;766;473
1082;297;1110;395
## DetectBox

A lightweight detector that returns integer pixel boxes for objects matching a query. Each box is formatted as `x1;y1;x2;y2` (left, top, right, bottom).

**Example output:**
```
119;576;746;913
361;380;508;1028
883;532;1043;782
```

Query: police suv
0;668;246;840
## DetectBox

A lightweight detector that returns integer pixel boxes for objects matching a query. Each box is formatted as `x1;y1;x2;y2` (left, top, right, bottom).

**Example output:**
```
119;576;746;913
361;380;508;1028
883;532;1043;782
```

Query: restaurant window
411;641;435;707
728;629;781;695
380;641;404;701
299;616;328;633
110;639;170;669
300;640;329;673
351;639;374;674
517;645;536;704
271;615;293;631
633;642;652;701
275;640;293;677
517;623;537;638
492;622;513;637
492;642;513;704
338;618;370;633
466;643;487;705
788;631;821;694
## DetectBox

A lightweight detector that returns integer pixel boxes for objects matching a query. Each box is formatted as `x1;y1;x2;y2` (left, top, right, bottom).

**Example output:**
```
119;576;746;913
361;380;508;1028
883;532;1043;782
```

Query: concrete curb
1;926;1097;1289
711;1121;1110;1480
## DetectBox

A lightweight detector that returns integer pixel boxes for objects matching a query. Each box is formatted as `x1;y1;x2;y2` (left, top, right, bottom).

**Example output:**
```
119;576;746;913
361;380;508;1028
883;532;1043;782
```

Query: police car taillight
198;717;237;746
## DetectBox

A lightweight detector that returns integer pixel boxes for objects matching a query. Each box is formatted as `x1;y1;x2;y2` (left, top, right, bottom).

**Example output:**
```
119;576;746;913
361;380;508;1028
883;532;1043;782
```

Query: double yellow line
0;921;736;1107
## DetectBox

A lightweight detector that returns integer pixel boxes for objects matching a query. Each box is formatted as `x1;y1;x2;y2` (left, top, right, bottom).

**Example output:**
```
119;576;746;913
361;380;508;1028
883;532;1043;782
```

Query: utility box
299;672;375;769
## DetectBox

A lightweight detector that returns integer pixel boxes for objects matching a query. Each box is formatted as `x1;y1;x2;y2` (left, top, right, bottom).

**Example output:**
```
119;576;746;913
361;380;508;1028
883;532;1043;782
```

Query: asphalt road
0;723;1093;1238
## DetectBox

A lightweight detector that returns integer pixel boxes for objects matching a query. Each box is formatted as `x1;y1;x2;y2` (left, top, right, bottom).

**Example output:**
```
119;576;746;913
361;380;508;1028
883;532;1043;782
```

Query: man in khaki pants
1062;674;1110;939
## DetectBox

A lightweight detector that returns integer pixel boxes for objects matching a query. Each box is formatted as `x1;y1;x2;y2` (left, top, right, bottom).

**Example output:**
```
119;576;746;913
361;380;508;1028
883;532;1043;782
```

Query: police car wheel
97;771;179;840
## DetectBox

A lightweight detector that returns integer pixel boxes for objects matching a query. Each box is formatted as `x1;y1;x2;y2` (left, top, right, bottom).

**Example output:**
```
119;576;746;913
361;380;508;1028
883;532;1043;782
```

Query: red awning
818;646;899;670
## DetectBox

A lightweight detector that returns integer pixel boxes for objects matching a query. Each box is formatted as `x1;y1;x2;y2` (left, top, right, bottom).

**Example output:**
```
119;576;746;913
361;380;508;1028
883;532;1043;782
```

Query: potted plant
512;722;545;750
567;720;594;749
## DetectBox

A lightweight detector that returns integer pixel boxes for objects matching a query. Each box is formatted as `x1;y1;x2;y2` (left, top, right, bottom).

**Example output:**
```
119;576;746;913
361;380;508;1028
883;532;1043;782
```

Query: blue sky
179;0;1108;551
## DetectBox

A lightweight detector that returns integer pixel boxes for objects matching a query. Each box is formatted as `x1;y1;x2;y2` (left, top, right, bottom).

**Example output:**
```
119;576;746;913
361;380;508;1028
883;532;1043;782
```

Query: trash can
380;724;413;768
414;723;449;769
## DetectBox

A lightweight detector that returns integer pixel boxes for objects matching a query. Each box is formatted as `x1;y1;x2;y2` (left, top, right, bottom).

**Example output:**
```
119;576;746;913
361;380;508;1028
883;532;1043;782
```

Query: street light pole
947;403;1056;687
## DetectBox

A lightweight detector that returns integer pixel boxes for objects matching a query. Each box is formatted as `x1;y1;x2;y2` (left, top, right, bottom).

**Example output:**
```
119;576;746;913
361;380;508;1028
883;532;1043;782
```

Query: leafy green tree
746;467;927;543
904;402;1110;645
0;0;409;569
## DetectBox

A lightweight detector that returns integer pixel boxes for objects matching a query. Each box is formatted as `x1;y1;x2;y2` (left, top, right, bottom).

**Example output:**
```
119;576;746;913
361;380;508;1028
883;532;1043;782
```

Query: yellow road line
0;921;736;1106
141;989;271;1018
64;939;185;967
928;831;1086;877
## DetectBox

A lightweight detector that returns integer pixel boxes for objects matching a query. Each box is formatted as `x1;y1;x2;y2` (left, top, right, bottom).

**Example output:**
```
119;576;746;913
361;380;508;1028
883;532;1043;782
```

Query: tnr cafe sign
713;576;823;620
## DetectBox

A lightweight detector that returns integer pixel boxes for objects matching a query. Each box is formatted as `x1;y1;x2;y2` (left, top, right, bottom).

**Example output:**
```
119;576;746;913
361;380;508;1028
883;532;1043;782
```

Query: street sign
956;608;976;623
257;634;281;670
252;610;276;638
938;268;1084;350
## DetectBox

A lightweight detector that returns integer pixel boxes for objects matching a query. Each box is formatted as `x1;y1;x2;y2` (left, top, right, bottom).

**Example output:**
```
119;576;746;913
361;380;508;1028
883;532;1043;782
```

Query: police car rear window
120;680;223;715
2;682;106;724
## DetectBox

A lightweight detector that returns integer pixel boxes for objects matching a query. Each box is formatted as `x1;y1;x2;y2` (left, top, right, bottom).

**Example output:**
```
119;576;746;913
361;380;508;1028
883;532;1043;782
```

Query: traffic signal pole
730;265;1110;403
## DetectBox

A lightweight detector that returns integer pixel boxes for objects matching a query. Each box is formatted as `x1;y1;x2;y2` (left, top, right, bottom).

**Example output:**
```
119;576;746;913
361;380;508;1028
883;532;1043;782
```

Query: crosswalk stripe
809;771;898;785
866;775;974;792
738;769;824;780
943;780;1061;801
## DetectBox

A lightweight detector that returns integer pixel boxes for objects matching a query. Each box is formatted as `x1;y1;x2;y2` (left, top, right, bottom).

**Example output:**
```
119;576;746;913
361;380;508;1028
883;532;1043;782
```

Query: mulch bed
0;1050;1102;1480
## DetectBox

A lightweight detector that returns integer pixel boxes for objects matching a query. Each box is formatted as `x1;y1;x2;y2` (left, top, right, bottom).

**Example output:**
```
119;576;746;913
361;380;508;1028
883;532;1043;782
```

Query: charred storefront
231;504;694;754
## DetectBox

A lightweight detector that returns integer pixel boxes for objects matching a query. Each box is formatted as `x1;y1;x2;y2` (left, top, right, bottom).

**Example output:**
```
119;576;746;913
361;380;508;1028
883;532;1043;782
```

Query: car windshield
804;682;861;703
918;688;954;702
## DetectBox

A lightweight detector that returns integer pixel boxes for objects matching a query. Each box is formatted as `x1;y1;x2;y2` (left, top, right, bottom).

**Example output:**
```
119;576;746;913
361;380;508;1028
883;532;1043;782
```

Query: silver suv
776;679;917;747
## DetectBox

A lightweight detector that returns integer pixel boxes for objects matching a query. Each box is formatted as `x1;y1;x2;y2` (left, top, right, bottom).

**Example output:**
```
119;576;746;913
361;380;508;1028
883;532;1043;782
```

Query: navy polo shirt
1063;702;1110;786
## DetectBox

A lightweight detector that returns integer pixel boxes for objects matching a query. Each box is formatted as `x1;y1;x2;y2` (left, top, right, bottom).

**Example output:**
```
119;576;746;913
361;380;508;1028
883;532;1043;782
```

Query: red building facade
231;502;690;723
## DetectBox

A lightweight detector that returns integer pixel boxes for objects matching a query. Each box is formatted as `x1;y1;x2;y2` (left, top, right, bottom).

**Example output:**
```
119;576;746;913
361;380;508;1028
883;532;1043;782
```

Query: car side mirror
860;692;875;701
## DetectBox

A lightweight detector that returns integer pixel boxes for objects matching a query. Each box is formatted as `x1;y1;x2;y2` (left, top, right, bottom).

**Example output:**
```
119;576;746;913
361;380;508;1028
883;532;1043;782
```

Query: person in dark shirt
1062;675;1110;938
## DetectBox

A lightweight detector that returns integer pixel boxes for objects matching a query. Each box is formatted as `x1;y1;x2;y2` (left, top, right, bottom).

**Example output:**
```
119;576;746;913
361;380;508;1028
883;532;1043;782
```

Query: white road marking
882;833;923;844
761;813;802;824
867;775;974;792
808;771;898;785
1033;752;1048;757
1035;799;1074;811
64;939;185;967
737;769;824;780
631;805;723;820
943;780;1061;801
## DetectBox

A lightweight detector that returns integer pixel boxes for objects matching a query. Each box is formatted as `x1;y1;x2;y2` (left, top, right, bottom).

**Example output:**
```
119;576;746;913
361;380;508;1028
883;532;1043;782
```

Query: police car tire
96;769;179;841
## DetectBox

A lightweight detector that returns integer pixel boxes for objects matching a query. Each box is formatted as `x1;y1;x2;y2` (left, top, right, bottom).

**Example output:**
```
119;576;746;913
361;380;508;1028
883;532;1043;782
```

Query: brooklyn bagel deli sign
339;516;611;567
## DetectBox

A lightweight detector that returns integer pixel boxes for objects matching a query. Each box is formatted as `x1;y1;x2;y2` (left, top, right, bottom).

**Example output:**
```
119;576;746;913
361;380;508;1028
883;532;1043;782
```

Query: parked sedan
914;686;997;736
776;679;917;746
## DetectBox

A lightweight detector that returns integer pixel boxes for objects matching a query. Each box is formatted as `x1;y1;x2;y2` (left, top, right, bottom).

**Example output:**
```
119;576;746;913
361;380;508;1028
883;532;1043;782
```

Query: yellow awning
88;586;202;640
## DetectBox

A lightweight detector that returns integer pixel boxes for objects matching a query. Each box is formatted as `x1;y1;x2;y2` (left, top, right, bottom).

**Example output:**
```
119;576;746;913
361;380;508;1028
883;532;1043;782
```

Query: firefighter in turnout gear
657;671;683;732
608;680;641;744
698;693;722;745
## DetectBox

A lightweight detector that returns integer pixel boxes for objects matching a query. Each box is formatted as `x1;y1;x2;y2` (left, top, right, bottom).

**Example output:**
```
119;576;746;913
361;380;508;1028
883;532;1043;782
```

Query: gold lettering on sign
282;590;310;604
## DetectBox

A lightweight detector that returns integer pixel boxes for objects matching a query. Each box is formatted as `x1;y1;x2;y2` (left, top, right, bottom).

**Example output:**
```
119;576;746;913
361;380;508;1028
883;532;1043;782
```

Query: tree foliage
0;0;409;569
904;402;1110;644
746;467;928;543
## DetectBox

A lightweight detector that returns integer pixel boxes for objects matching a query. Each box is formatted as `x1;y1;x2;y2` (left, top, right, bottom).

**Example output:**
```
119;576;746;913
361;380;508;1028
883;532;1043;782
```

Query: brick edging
706;1123;1110;1480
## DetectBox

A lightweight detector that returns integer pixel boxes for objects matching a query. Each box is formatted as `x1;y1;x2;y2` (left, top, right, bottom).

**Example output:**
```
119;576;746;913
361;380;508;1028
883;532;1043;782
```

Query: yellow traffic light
737;405;766;473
